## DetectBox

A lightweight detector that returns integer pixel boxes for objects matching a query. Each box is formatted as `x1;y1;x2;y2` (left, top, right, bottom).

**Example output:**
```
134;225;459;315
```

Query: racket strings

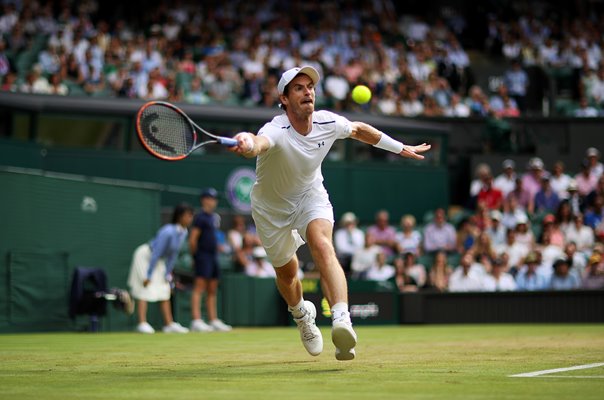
139;105;195;157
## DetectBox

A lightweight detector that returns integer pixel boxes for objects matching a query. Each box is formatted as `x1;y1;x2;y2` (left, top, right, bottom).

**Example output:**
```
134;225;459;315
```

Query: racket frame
136;101;237;161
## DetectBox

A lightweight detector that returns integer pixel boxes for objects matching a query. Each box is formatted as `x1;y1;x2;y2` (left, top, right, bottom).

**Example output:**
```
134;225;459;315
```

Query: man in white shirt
493;159;517;198
449;251;485;292
229;66;431;361
483;258;517;291
365;251;396;281
334;212;365;274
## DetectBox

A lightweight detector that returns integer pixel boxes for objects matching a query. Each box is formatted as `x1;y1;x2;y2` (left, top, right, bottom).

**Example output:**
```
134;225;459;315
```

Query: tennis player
229;66;431;360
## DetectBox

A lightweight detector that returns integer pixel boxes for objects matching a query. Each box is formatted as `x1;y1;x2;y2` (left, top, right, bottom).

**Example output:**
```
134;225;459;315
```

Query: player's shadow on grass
231;360;347;374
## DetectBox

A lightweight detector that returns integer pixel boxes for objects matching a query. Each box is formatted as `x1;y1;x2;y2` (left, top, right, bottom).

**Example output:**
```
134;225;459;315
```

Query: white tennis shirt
251;110;352;217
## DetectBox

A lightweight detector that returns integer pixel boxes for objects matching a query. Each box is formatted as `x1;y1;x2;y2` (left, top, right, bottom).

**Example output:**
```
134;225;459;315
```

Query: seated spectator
185;77;211;105
466;85;490;116
575;160;598;199
427;250;453;292
351;232;381;279
582;253;604;289
365;251;396;282
444;93;471;117
549;258;580;290
532;174;560;215
586;147;603;179
507;177;532;212
244;247;276;278
477;175;504;210
485;210;506;247
470;231;497;261
539;213;565;248
395;214;422;256
563;241;587;280
538;229;565;275
424;208;457;254
515;251;549;291
522;157;545;203
493;159;517;198
585;175;604;211
566;180;583;216
456;216;479;253
573;97;599;117
366;209;398;258
549;161;572;200
392;256;418;292
503;58;529;111
334;212;365;274
482;257;517;291
448;251;485;292
514;213;535;248
563;213;595;255
584;194;604;233
400;252;427;289
495;228;530;270
501;195;527;229
227;215;260;272
470;163;492;198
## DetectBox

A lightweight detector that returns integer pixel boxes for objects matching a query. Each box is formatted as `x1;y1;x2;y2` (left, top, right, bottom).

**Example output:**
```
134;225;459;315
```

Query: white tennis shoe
210;319;233;332
190;319;213;332
332;314;357;361
136;322;155;334
293;301;323;356
162;322;189;333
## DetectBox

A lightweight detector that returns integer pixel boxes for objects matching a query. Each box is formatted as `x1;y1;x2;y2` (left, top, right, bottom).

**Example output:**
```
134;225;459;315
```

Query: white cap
490;210;502;221
502;159;515;169
252;246;267;259
515;213;529;225
277;66;320;95
587;147;600;157
528;157;544;170
341;212;357;224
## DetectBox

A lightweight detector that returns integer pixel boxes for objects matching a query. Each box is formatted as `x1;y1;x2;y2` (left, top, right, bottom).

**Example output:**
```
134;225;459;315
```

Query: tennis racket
136;101;238;161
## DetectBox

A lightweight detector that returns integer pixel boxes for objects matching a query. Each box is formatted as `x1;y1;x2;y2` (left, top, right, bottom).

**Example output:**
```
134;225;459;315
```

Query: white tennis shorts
127;244;171;302
252;187;334;268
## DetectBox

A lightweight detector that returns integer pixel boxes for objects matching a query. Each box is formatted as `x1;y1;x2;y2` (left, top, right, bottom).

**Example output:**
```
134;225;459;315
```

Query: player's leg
252;207;322;355
306;218;357;361
306;219;348;305
274;255;303;306
274;255;323;356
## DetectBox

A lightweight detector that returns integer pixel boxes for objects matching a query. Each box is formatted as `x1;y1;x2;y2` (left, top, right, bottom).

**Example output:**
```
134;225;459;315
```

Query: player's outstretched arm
228;132;270;158
349;121;431;160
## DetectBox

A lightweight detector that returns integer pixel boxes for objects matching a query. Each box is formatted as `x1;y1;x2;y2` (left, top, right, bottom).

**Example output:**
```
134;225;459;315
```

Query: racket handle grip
219;137;238;147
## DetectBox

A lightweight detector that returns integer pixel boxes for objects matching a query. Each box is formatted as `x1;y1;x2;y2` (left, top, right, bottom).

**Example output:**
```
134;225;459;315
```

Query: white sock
288;299;306;319
331;302;349;321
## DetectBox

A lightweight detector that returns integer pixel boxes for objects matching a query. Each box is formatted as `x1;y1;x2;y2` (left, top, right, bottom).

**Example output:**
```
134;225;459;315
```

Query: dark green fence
0;168;160;332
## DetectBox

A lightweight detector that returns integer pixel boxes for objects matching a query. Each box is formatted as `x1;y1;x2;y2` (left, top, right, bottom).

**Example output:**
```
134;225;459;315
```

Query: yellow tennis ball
351;85;372;104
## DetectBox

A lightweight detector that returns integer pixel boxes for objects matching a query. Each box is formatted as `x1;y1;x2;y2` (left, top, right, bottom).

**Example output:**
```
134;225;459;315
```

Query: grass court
1;324;603;399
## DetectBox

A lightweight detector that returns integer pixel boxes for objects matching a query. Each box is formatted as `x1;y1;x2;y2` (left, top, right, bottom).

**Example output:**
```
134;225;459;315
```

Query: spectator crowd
207;146;604;293
2;0;604;117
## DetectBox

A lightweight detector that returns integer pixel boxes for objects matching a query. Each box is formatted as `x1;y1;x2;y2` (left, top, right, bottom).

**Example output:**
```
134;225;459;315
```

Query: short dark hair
172;202;193;224
279;85;289;111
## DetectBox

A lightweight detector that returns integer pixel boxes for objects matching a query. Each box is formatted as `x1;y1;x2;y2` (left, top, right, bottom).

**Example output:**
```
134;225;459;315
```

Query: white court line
539;376;604;379
509;362;604;378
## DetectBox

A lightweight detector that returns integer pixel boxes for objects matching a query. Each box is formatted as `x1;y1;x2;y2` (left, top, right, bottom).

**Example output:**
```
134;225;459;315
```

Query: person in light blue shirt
504;59;528;111
128;203;194;334
515;251;549;291
550;259;581;290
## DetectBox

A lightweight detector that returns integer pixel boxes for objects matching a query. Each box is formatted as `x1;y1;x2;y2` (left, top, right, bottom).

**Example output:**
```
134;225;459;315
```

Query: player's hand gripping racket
136;101;237;161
